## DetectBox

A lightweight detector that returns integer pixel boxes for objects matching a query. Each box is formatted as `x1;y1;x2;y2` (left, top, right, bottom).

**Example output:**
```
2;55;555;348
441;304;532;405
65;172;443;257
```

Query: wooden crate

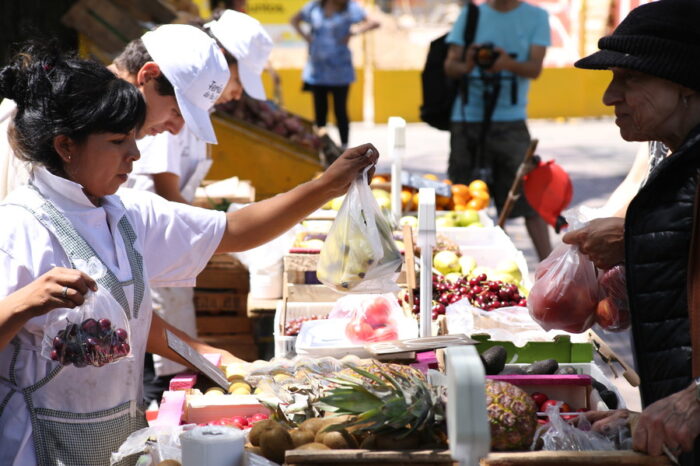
196;255;249;291
285;449;671;466
197;334;258;362
194;290;247;313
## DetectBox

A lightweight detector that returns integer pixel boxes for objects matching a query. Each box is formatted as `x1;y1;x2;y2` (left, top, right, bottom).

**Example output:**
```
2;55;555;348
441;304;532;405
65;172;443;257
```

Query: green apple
459;255;477;275
436;216;456;228
456;209;480;227
496;259;522;283
445;272;463;283
466;222;484;229
399;215;419;229
433;250;460;275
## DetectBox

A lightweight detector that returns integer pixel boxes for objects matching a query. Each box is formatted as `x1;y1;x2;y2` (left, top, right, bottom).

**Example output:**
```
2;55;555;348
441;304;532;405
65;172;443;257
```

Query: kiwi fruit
289;428;315;447
294;442;331;451
249;419;279;446
259;426;294;464
316;428;359;449
298;417;327;434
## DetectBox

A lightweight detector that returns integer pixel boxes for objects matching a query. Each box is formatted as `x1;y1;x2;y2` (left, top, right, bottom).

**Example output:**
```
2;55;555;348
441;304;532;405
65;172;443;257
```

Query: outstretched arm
215;143;378;253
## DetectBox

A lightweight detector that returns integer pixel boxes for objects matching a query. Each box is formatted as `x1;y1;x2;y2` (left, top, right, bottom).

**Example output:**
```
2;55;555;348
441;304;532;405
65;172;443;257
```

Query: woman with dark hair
0;45;378;465
291;0;379;150
560;0;700;463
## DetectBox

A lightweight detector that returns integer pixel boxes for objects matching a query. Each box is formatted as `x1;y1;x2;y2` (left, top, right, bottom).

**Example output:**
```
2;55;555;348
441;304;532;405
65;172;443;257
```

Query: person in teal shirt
444;0;552;261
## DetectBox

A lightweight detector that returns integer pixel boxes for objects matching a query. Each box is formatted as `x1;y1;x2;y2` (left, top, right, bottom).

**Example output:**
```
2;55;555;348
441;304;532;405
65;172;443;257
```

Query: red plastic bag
594;265;631;332
528;244;600;333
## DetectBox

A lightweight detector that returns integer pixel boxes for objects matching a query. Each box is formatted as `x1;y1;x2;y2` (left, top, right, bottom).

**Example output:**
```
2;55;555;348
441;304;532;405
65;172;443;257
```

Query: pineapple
485;380;538;451
316;362;445;441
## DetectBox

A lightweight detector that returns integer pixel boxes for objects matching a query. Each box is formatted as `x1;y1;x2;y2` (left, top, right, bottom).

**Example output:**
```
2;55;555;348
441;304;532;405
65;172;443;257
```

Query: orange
469;179;489;193
454;203;467;211
451;183;470;196
412;192;421;211
372;175;389;184
400;190;413;209
422;173;439;181
470;190;490;202
442;178;453;185
436;194;451;210
467;198;488;210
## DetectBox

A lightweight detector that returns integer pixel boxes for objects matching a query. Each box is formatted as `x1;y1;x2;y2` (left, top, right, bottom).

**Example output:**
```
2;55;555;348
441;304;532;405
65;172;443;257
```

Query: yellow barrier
264;67;614;123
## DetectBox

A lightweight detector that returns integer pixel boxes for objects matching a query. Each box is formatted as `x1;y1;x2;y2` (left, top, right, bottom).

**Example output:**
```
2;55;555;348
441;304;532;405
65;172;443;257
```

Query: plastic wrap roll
180;425;245;466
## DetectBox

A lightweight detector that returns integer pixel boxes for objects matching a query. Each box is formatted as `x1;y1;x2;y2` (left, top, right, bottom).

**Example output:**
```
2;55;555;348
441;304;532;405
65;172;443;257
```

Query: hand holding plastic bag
528;243;599;334
317;167;402;293
594;265;631;332
532;402;621;451
42;257;132;367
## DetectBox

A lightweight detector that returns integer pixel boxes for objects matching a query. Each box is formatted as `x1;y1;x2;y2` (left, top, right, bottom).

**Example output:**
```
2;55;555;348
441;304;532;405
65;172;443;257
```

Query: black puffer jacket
625;127;700;466
625;127;700;406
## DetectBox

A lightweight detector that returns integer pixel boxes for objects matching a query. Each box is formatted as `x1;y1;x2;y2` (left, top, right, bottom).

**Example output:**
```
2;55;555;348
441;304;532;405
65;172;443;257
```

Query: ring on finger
61;286;69;298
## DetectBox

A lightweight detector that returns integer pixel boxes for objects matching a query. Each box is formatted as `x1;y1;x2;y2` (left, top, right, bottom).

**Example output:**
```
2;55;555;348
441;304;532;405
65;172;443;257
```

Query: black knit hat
575;0;700;92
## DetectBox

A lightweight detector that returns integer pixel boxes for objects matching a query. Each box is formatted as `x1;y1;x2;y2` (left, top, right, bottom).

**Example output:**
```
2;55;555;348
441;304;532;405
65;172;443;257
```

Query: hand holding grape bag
41;257;132;367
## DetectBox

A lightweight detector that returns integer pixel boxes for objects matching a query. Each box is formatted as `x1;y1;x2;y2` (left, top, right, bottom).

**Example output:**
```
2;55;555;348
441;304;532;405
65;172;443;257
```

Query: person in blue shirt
291;0;379;150
444;0;552;260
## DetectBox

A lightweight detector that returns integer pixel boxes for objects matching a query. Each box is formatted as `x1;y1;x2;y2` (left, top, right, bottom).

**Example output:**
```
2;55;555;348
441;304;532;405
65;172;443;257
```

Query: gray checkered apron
1;185;148;466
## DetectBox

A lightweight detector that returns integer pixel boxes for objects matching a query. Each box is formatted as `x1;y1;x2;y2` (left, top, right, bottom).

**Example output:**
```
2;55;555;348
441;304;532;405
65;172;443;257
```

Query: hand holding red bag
528;244;600;333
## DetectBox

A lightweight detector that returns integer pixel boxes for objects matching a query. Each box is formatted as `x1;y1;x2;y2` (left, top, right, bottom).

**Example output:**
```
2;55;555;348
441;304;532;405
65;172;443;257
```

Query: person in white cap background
125;11;274;403
0;23;230;201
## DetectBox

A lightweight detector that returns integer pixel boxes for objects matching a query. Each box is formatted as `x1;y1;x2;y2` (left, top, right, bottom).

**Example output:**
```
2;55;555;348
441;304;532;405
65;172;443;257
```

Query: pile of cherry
404;273;528;319
284;315;327;336
50;318;130;367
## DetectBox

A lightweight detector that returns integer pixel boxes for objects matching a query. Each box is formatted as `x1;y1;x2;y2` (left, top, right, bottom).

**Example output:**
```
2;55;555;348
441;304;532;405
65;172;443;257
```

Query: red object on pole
523;159;573;232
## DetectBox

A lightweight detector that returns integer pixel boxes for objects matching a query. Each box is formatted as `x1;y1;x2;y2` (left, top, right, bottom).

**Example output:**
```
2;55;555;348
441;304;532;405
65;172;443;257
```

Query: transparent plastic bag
528;243;600;334
532;403;618;451
317;167;402;293
328;294;415;344
42;257;132;367
594;265;631;332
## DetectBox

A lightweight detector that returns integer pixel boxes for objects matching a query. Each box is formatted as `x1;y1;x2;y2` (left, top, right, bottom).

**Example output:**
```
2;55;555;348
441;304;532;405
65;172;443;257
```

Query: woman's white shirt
0;166;226;464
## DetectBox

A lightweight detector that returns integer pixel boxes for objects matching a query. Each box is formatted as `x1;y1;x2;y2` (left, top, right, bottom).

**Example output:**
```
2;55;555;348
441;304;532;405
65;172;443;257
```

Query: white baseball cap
142;24;230;144
205;10;274;101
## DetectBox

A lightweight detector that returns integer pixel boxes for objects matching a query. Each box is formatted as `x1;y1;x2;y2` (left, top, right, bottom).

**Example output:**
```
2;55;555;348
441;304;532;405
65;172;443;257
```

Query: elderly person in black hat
561;0;700;462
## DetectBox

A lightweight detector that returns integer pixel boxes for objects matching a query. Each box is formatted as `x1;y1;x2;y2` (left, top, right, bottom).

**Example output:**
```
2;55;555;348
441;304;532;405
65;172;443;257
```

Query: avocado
525;358;559;375
499;366;526;375
480;345;507;375
555;366;578;375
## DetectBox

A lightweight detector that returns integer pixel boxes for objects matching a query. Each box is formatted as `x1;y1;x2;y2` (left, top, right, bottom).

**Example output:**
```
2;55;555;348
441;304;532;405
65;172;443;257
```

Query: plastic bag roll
180;426;245;466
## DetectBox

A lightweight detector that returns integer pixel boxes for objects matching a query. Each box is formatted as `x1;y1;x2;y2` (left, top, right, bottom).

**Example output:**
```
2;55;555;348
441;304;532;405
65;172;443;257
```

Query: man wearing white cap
0;24;230;201
126;12;274;400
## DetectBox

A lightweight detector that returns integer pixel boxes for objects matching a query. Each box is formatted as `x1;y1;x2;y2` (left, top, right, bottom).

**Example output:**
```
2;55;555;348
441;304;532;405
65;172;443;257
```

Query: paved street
350;117;643;410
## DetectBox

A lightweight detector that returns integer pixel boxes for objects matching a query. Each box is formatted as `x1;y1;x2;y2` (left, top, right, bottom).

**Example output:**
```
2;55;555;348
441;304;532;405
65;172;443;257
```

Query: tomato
369;325;398;342
530;392;549;409
250;413;269;423
346;320;375;343
363;297;392;328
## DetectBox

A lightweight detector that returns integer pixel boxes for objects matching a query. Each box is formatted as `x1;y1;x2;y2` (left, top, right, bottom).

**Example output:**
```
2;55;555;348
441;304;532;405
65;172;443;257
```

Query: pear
496;259;523;283
445;272;462;283
433;250;460;275
436;216;456;228
459;255;477;275
456;209;480;227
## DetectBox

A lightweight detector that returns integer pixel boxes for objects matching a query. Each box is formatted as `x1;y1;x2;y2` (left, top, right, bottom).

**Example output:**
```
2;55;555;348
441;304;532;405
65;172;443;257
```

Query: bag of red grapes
41;257;132;368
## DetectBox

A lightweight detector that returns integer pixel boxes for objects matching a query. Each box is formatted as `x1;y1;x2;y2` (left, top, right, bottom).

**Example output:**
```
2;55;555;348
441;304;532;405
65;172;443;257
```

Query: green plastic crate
472;334;593;363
